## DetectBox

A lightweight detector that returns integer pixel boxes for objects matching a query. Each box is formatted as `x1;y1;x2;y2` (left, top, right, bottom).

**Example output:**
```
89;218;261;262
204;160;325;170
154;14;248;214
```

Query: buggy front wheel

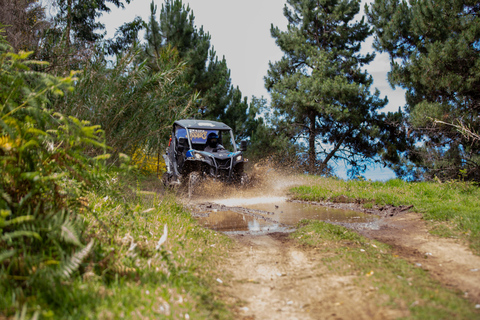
239;172;249;186
188;171;201;198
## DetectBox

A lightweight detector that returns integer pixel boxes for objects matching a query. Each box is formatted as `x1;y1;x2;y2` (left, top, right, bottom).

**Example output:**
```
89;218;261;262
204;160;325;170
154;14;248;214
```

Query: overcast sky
100;0;406;115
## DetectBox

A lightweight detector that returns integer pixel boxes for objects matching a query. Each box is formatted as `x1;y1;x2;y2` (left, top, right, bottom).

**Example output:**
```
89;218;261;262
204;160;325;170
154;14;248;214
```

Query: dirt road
220;233;407;320
215;214;480;320
189;174;480;319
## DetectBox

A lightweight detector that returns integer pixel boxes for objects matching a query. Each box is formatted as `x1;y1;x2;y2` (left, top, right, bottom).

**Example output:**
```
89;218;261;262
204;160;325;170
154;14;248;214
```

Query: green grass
293;220;480;319
1;181;233;319
290;177;480;253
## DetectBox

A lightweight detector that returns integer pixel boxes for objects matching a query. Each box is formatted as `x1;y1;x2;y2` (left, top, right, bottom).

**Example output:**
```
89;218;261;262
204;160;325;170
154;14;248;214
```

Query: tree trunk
308;111;316;173
319;131;349;174
66;0;72;48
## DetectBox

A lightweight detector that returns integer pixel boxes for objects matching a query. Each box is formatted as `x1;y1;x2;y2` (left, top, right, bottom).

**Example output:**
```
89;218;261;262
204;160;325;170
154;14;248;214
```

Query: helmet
207;132;219;148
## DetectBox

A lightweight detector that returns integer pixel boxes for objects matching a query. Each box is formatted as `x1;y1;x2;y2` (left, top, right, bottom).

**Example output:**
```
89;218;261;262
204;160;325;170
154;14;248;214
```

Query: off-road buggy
162;119;248;196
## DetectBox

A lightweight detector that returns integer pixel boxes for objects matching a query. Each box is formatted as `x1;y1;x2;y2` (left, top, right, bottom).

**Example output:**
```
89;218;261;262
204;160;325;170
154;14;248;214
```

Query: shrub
0;31;108;314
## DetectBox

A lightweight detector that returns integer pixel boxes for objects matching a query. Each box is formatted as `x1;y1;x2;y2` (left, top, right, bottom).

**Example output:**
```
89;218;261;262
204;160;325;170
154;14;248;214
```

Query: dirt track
220;233;407;320
189;173;480;319
216;212;480;319
361;211;480;304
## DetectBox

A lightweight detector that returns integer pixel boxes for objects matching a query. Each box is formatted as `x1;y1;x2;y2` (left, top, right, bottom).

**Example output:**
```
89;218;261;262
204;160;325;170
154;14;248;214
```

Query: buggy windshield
187;129;236;152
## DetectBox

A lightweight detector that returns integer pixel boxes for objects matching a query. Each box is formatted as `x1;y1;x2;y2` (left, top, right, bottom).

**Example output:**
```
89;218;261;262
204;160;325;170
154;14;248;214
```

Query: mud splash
187;163;383;234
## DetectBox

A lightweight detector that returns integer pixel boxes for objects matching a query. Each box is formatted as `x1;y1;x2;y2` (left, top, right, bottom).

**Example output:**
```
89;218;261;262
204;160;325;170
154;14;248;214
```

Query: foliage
1;170;233;318
145;0;255;139
70;191;232;319
366;0;480;181
131;147;166;176
53;45;196;163
106;16;146;55
245;96;304;167
0;36;108;314
290;177;480;253
265;0;406;176
293;220;480;319
53;0;131;44
0;0;49;53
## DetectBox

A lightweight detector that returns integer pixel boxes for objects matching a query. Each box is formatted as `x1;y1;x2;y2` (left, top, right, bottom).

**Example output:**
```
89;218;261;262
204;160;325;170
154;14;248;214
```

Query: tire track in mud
220;233;406;320
188;199;480;318
186;170;480;317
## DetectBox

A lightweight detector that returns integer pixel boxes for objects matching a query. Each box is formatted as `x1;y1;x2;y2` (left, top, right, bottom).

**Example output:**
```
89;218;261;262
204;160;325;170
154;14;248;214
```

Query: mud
189;199;378;234
221;233;407;320
185;167;480;318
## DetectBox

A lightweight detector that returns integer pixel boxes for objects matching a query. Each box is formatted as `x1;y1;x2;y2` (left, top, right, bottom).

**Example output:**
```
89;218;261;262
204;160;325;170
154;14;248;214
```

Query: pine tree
366;0;480;181
266;0;400;175
145;0;254;139
54;0;131;45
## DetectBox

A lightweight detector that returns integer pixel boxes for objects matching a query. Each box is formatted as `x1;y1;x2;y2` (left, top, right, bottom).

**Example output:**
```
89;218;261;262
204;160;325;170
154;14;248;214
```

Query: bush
0;32;109;315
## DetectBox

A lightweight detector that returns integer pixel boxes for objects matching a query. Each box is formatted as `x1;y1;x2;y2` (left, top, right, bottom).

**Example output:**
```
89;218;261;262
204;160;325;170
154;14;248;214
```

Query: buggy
162;119;248;196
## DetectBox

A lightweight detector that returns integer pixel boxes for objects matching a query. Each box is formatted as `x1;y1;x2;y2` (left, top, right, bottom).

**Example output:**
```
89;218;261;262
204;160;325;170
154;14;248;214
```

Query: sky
100;0;406;114
100;0;403;180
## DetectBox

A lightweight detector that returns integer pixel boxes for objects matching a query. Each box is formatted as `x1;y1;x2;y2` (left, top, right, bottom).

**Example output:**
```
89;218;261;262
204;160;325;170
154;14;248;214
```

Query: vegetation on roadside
0;36;232;318
68;189;231;319
292;221;480;319
1;177;232;319
2;0;480;317
290;178;480;253
0;35;107;316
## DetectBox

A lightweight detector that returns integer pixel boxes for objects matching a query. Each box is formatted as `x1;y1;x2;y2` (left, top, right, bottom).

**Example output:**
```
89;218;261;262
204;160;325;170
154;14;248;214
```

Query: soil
220;233;407;320
187;172;480;319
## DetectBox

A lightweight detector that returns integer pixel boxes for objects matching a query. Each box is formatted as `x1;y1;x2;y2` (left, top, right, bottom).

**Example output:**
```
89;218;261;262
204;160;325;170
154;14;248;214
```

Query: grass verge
292;220;480;319
290;177;480;253
1;177;232;319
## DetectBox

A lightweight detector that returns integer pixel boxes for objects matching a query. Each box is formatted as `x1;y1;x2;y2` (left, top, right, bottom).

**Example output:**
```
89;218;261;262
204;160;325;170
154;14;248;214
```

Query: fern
0;249;15;263
1;230;41;241
60;218;82;247
0;33;109;315
58;239;94;280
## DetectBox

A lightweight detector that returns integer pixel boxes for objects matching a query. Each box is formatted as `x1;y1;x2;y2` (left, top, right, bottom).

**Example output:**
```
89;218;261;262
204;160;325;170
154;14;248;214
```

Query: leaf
1;231;41;241
0;249;16;263
20;172;40;181
26;128;48;137
1;215;34;227
93;154;111;161
60;220;82;247
59;240;94;279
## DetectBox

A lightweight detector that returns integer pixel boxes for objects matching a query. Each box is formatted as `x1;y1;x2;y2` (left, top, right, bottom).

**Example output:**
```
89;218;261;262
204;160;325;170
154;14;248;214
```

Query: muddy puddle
192;197;379;234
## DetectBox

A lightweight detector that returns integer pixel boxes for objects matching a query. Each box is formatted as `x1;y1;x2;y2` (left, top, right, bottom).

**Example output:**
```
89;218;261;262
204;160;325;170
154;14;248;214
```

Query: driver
204;132;224;153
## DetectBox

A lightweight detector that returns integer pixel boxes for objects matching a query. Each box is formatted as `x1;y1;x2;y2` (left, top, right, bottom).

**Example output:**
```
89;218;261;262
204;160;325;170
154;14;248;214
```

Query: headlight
194;152;204;160
236;155;243;162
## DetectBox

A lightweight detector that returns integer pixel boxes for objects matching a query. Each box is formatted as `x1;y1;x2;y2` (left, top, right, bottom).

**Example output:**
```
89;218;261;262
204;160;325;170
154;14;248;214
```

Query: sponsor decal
189;129;208;143
198;122;216;127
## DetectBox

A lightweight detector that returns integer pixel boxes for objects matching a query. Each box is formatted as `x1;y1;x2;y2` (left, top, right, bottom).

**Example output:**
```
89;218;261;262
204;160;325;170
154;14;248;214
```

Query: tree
106;16;145;55
266;0;401;175
145;0;254;139
0;0;49;52
245;96;303;166
53;0;131;45
53;45;195;162
366;0;480;181
29;0;131;73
